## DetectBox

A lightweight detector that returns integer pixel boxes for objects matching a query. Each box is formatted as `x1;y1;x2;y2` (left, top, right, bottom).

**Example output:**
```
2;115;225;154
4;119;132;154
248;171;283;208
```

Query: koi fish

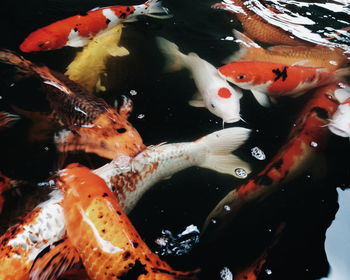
0;190;70;279
212;0;310;46
156;37;243;123
19;0;171;52
65;24;129;93
95;127;251;213
328;85;350;138
54;164;197;280
202;82;341;239
218;61;350;107
226;29;349;71
0;49;145;159
0;127;250;279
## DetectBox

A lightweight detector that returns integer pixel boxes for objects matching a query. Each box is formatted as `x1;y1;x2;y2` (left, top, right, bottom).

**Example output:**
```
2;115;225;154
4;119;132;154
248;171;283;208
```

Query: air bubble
223;205;231;211
235;168;247;178
251;146;266;160
265;268;272;275
310;141;318;147
137;114;145;119
130;90;137;96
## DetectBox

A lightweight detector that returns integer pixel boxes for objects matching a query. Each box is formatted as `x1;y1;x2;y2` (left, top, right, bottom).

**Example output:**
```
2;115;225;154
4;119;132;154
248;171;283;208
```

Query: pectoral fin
107;46;129;57
29;239;81;280
189;92;205;108
251;90;271;107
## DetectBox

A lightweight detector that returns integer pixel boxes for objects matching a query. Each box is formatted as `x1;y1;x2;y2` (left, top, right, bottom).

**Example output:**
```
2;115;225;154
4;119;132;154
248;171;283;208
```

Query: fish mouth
223;116;241;123
328;124;350;138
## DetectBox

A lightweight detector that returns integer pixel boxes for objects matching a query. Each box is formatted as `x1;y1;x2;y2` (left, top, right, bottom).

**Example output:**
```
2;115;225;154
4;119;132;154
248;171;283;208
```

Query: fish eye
236;75;246;80
117;128;127;133
211;103;216;109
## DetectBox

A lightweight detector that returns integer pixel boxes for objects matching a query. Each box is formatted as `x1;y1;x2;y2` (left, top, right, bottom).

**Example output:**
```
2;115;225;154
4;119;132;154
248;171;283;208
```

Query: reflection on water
0;0;349;279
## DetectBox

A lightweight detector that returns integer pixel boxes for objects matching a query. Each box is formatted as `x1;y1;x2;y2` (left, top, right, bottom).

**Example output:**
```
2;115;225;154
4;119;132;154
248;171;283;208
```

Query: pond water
0;0;349;279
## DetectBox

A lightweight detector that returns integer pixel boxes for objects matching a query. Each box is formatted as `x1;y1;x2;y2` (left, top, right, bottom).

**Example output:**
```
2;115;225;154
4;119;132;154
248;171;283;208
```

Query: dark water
0;0;349;279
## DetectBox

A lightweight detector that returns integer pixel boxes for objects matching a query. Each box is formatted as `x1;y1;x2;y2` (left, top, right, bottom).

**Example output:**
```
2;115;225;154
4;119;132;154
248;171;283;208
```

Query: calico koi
20;0;171;52
226;29;349;71
0;49;145;159
65;24;129;93
156;37;243;123
202;82;342;239
53;164;197;280
218;61;350;107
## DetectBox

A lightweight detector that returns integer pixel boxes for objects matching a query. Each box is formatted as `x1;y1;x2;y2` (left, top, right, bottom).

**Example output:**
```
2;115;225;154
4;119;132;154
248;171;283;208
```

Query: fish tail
156;37;186;72
334;67;350;81
0;49;34;74
0;111;20;129
197;127;251;178
223;29;264;64
139;0;172;19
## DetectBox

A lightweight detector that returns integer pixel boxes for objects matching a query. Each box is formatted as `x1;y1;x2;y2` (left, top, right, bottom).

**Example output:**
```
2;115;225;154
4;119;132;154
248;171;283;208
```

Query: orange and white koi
0;49;145;159
226;29;349;71
329;84;350;138
95;127;251;213
156;37;243;123
20;0;171;52
218;61;350;107
54;164;197;280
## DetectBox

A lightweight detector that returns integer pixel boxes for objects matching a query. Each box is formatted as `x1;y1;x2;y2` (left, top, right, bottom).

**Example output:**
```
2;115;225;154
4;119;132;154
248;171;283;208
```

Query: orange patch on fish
218;87;232;98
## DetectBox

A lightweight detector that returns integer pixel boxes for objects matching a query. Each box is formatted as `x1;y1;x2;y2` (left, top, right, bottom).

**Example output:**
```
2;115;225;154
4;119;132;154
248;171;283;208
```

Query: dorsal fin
29;238;81;280
223;29;263;64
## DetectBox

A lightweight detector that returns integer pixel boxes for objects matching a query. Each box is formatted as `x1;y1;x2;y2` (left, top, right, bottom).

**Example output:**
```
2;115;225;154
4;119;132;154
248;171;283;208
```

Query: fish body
20;0;170;52
95;127;251;213
329;94;350;138
0;190;66;280
57;164;197;280
227;30;349;71
218;61;350;106
65;24;129;93
0;50;145;159
156;37;242;123
202;82;341;239
212;0;309;46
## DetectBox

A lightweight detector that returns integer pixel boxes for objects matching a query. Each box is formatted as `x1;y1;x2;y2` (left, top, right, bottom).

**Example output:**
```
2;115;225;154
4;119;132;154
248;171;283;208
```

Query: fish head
69;109;145;159
206;86;242;123
328;104;350;138
20;28;63;52
218;62;255;89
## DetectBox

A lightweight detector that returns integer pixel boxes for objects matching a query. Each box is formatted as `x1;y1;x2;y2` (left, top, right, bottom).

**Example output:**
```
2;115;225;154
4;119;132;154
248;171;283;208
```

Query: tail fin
335;67;350;81
138;0;172;19
0;112;20;129
156;37;186;72
197;127;251;178
223;29;264;64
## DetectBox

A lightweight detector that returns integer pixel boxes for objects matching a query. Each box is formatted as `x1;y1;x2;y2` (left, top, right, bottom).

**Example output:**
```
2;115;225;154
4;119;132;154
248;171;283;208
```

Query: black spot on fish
117;128;127;133
311;107;329;120
123;251;131;260
106;19;111;25
120;12;127;19
74;28;78;32
38;43;44;48
102;192;108;197
119;260;148;279
254;175;273;186
132;242;139;248
117;211;122;215
272;159;283;170
272;66;288;82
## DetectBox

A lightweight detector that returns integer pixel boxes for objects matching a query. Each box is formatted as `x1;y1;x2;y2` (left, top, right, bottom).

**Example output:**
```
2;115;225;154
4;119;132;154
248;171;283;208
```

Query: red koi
56;164;197;280
202;82;343;238
20;0;170;52
218;61;350;106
